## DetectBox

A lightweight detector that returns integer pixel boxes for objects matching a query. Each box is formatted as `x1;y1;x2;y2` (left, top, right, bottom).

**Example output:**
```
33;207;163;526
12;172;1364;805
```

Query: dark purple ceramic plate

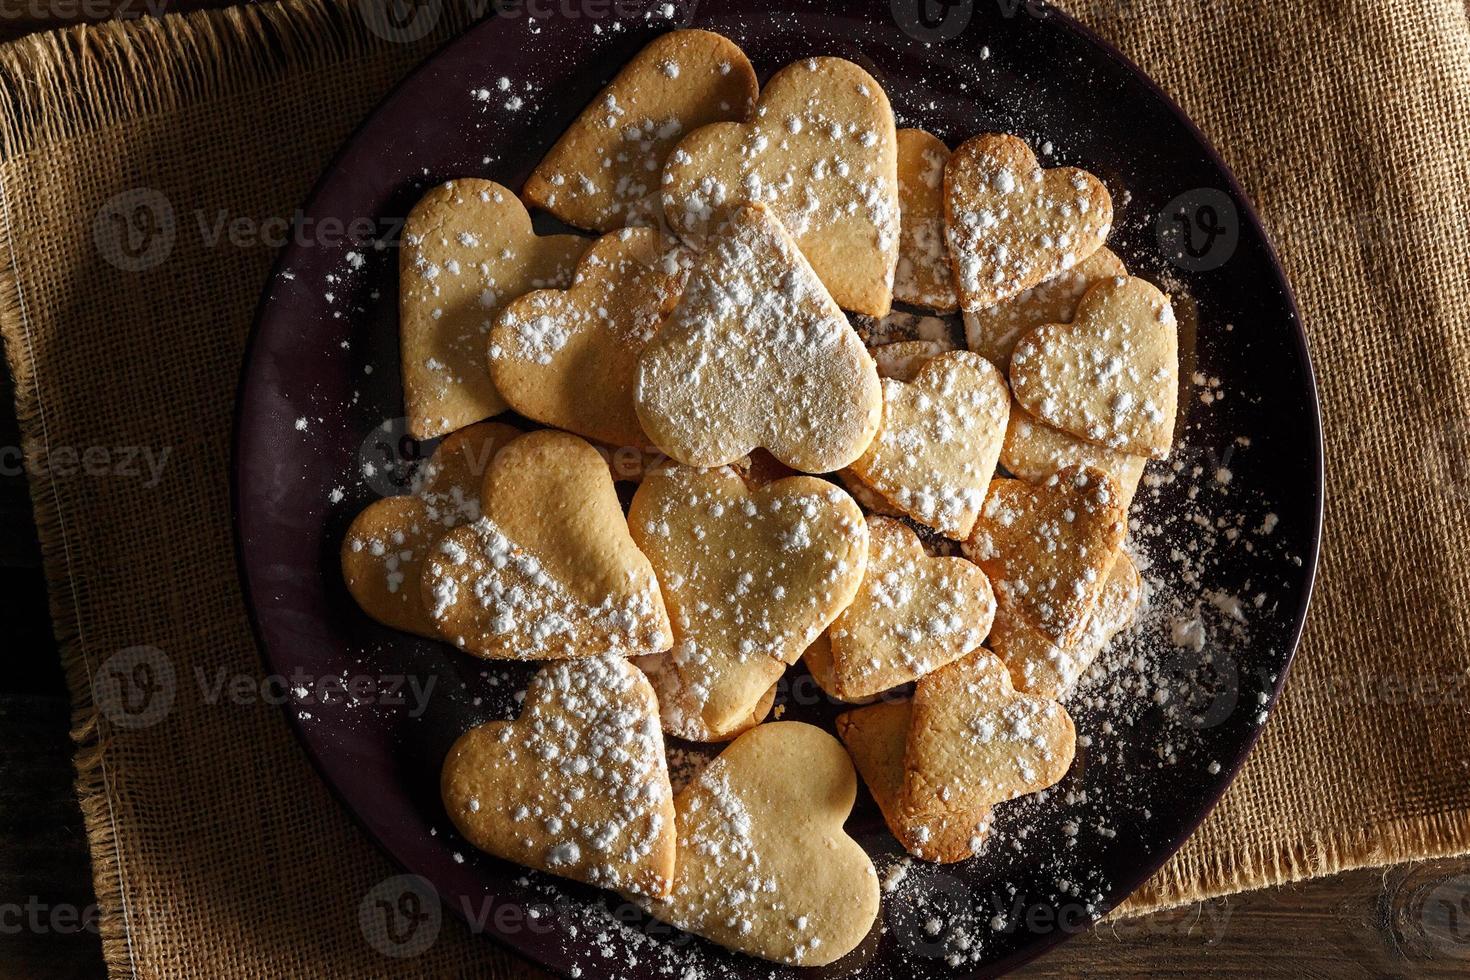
233;2;1322;975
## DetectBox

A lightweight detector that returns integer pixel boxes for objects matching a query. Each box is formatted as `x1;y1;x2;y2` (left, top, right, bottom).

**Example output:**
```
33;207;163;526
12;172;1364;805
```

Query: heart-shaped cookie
836;699;989;863
1001;398;1147;512
523;29;758;232
990;549;1141;699
800;631;873;705
639;722;879;965
661;57;899;316
944;134;1112;311
852;309;954;348
1009;275;1179;458
847;350;1009;538
835;337;939;518
633;652;778;742
489;227;690;448
902;649;1076;842
870;338;954;382
342;422;519;637
962;465;1126;647
829;517;996;699
628;464;868;738
728;448;799;490
422;430;671;659
836;468;906;519
601;446;796;489
635;203;882;472
441;656;676;898
964;245;1125;370
894;128;957;312
400;180;587;438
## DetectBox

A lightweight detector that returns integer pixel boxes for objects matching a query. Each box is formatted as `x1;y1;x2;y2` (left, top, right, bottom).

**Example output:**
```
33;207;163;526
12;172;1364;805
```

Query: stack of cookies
340;28;1178;967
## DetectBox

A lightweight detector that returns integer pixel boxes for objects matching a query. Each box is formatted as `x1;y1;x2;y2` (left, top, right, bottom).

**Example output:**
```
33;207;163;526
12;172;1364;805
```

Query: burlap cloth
3;0;1468;974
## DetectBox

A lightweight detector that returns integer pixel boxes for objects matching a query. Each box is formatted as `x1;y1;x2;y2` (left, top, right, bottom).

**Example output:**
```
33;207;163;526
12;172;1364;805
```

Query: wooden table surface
1;3;1468;978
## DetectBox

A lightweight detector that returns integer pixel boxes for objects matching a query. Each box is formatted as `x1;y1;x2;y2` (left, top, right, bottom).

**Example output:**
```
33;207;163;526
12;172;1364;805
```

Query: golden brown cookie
635;203;882;472
639;722;879;965
628;464;868;739
963;246;1126;370
870;338;952;381
341;422;519;637
829;517;995;699
594;442;678;484
852;309;955;348
894;128;957;311
901;649;1075;848
848;350;1010;538
523;29;758;232
945;134;1111;311
1000;399;1147;512
800;631;874;705
441;656;675;898
1009;275;1179;458
836;699;989;863
422;430;671;659
729;449;799;490
598;446;795;488
963;465;1126;647
836;469;905;519
489;227;690;448
990;550;1142;699
400;180;587;438
633;652;778;742
661;57;899;316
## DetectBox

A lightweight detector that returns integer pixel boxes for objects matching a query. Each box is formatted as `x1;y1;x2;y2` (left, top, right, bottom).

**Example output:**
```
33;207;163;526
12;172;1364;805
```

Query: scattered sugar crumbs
787;413;1296;970
305;298;1298;974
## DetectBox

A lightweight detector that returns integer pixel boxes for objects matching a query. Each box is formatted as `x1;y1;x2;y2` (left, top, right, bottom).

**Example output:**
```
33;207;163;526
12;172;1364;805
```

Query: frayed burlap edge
0;139;136;980
1117;807;1470;917
0;2;474;976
